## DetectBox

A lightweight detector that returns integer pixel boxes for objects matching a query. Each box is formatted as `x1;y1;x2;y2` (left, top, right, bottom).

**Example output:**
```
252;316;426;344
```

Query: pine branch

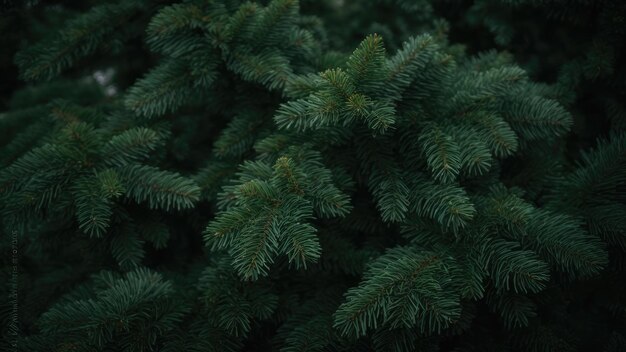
419;124;462;183
333;247;461;337
15;1;143;81
346;33;387;95
120;164;201;211
102;127;162;167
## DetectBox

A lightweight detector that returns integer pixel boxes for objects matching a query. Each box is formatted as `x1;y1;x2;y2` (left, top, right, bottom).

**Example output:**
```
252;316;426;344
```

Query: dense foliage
1;0;624;351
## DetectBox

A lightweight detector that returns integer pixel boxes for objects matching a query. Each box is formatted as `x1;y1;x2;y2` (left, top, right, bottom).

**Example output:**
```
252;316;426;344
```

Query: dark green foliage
35;268;188;351
14;0;146;82
1;1;625;351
